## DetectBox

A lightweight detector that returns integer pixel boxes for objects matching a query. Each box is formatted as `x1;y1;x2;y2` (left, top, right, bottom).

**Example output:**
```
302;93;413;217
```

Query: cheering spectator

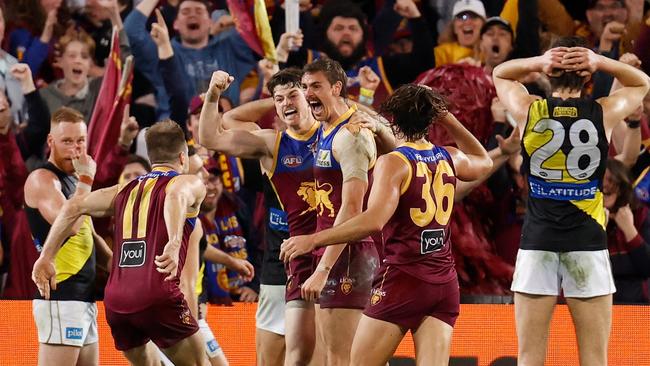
605;158;650;303
435;0;486;66
124;0;257;118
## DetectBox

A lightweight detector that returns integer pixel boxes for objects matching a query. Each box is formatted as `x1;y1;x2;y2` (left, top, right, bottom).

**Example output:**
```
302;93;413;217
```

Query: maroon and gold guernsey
267;121;320;236
313;106;375;255
106;167;198;313
382;142;457;284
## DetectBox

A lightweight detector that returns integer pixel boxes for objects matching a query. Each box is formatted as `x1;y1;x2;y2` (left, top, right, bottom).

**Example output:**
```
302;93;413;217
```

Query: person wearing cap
479;17;514;75
434;0;486;67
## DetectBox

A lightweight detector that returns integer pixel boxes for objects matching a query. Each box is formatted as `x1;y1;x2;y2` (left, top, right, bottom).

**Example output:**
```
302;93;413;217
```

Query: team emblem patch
340;276;353;295
180;307;192;325
370;288;385;306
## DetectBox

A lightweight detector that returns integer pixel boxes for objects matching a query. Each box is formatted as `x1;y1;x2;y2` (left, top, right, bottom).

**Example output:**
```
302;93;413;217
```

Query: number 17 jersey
521;97;608;252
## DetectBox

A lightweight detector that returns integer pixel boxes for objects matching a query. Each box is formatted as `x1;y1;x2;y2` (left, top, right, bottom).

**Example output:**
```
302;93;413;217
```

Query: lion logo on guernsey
370;288;385;306
297;181;336;217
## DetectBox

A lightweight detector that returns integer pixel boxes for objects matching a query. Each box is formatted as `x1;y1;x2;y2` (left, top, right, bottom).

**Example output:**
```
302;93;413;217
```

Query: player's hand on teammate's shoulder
155;240;181;281
279;235;316;262
347;110;375;135
32;257;57;300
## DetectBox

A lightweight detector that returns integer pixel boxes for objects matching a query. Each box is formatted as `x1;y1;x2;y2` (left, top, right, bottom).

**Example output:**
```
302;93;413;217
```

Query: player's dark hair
303;58;348;98
548;36;590;93
267;68;304;97
145;120;187;164
380;84;447;141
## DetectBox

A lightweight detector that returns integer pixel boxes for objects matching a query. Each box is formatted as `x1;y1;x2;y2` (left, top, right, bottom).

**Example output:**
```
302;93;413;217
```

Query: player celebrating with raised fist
281;84;492;366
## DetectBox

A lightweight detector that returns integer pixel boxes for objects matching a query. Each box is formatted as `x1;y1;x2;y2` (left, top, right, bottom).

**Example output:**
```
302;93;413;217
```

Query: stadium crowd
1;0;650;364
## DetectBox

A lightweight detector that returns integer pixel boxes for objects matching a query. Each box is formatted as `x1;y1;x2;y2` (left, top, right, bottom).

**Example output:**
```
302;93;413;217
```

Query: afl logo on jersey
282;155;303;168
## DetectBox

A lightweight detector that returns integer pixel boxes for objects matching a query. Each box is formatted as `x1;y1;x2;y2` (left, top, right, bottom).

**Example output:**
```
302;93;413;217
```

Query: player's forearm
598;55;650;90
313;211;380;248
493;56;544;81
222;98;274;131
317;183;367;267
441;113;492;174
198;93;226;149
41;200;84;260
163;193;189;251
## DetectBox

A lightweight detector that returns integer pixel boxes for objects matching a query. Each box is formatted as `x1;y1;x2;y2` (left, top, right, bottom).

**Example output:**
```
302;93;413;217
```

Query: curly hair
380;84;447;141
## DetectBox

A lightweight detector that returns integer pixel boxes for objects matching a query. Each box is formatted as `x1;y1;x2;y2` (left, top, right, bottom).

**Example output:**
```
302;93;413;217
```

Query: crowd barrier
1;301;649;365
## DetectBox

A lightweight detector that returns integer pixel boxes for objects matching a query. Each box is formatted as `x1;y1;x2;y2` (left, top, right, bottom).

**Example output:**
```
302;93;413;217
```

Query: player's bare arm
156;174;206;281
198;71;276;159
281;153;405;261
439;112;493;181
222;97;275;131
24;153;98;232
180;219;202;319
493;47;569;124
300;126;376;301
32;183;120;299
576;50;650;131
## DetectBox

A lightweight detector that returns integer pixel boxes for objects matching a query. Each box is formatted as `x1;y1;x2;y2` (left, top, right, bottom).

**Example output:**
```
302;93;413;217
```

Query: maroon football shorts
105;297;199;351
317;241;379;309
285;253;316;302
364;264;460;329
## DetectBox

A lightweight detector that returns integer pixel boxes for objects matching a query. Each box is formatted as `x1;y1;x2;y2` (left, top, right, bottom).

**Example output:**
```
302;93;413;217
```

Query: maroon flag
227;0;276;60
87;27;134;161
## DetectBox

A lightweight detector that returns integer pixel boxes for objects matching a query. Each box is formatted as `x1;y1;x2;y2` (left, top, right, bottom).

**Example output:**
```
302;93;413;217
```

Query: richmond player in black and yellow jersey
25;108;112;366
494;37;650;366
